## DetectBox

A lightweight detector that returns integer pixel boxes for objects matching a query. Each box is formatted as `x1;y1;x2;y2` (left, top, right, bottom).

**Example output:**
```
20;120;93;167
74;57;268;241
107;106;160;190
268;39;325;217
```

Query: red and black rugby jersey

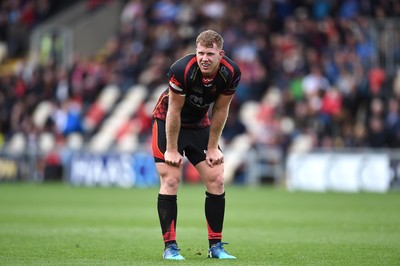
152;53;241;129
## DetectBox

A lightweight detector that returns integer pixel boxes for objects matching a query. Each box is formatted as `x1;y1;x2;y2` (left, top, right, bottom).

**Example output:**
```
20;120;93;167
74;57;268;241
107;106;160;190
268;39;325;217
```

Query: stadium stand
1;0;400;184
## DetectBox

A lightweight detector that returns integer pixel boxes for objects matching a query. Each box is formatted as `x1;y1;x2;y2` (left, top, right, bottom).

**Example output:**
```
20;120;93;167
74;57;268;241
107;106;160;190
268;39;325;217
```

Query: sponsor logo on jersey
219;66;229;79
189;95;208;107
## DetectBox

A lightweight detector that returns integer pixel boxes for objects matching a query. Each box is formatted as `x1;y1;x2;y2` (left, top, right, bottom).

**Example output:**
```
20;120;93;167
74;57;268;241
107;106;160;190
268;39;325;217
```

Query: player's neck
202;71;217;79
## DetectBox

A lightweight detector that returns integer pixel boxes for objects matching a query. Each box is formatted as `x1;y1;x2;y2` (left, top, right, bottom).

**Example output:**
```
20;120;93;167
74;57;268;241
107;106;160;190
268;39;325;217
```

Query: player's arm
207;59;240;149
206;93;234;167
165;89;185;166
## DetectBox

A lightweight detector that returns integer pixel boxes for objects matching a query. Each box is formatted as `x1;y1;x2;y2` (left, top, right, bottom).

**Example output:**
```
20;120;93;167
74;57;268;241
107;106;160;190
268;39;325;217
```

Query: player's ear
220;50;225;58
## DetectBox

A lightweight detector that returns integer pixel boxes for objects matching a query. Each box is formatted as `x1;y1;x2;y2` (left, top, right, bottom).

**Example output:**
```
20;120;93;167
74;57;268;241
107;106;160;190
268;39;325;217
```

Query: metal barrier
369;18;400;76
2;146;400;192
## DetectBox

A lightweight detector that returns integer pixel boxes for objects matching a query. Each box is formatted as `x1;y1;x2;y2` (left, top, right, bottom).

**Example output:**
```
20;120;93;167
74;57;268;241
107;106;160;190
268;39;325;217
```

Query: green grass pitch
1;183;400;265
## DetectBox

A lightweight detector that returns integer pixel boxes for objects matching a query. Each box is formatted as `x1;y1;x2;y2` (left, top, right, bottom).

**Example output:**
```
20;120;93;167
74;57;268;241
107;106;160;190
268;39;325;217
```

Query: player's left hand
206;148;224;168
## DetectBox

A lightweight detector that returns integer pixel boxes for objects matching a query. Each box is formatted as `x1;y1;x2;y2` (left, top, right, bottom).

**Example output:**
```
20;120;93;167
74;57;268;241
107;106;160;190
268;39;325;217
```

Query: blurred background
0;0;399;192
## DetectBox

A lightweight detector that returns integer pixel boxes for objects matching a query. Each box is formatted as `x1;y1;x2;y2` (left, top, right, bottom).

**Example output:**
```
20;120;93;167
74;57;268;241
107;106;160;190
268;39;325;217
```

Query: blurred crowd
1;0;400;160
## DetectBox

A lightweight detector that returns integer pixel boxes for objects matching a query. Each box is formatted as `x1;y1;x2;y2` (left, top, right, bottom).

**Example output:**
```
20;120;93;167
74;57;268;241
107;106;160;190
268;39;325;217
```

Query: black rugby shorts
152;119;212;166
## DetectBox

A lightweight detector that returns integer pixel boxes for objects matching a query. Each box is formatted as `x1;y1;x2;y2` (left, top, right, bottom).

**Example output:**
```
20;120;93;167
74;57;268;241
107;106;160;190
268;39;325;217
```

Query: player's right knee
161;176;181;189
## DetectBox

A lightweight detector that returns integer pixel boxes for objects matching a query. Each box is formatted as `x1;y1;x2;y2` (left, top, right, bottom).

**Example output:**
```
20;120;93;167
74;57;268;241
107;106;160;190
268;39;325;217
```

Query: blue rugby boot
163;244;185;260
207;242;236;259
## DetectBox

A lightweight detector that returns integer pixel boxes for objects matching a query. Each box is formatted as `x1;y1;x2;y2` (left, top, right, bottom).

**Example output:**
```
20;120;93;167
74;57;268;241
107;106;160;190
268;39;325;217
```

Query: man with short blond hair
152;29;241;260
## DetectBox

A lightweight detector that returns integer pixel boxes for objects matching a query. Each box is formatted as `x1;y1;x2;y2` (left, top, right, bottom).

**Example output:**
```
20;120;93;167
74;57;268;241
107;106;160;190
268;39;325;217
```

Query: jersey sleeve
167;58;187;95
221;58;242;96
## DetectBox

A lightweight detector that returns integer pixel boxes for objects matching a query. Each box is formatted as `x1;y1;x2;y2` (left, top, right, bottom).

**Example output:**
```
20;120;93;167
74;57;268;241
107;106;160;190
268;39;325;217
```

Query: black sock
205;191;225;248
157;194;178;248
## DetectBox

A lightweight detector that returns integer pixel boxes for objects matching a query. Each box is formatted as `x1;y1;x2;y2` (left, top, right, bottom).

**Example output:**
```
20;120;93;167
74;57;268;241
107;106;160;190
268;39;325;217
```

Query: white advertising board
286;152;391;193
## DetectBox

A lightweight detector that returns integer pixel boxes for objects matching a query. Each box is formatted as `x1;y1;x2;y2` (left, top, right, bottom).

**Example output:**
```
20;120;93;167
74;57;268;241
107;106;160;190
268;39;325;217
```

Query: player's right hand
164;150;183;167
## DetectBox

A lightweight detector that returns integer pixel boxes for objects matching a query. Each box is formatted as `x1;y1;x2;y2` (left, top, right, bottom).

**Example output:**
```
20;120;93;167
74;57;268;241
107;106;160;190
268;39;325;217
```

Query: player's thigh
156;162;182;179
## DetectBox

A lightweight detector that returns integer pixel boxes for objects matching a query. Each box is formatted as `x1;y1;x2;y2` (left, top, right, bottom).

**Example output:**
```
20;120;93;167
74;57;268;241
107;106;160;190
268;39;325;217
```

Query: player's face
196;43;224;77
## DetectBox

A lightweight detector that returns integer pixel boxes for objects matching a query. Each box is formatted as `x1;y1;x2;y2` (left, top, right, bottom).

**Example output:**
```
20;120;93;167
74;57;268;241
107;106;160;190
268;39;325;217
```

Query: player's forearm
208;107;229;149
166;108;181;151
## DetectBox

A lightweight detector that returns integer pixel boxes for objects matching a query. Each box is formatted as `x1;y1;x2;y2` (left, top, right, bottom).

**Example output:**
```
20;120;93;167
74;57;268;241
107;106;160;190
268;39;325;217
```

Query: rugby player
152;29;241;260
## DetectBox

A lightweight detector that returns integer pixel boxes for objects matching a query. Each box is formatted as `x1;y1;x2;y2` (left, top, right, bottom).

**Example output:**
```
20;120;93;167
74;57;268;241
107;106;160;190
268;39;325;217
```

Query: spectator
0;0;400;168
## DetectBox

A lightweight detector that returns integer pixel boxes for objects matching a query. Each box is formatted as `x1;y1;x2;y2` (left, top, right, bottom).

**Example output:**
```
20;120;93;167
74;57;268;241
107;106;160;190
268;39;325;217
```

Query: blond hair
196;30;224;49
